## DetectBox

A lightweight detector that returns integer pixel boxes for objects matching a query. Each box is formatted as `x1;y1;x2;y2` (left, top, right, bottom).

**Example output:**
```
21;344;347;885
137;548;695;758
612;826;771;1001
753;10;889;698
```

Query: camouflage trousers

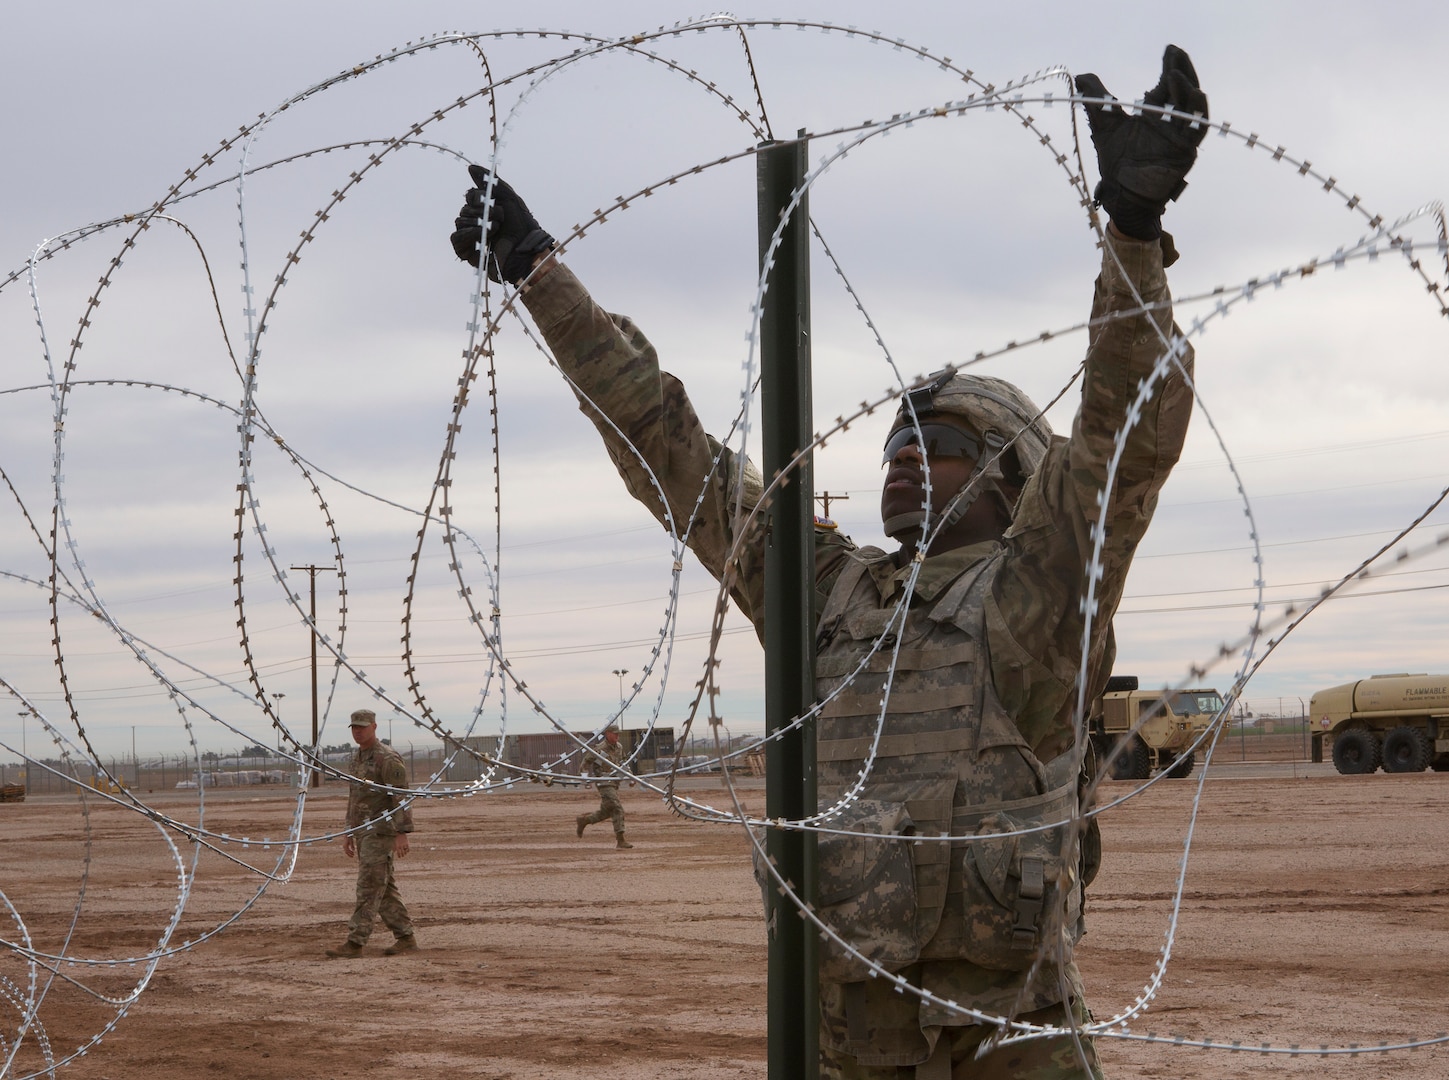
347;834;413;945
580;782;626;835
821;989;1103;1080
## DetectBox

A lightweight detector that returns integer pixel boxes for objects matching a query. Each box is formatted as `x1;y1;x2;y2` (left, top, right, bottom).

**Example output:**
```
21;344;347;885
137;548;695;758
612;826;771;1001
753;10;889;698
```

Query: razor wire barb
1;16;1447;1079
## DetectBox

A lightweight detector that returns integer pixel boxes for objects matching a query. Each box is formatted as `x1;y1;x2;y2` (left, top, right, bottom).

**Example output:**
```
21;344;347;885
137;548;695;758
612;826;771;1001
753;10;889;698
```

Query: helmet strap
933;430;1006;533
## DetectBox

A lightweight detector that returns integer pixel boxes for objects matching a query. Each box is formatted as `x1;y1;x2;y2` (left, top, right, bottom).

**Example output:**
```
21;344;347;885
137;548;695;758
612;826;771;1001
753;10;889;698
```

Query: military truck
1309;673;1449;774
1089;675;1225;780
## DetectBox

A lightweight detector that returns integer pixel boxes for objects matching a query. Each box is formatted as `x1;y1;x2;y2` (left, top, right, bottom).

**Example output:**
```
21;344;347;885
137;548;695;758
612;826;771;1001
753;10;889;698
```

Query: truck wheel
1111;736;1151;781
1164;750;1196;779
1128;738;1152;780
1381;726;1431;773
1331;728;1380;775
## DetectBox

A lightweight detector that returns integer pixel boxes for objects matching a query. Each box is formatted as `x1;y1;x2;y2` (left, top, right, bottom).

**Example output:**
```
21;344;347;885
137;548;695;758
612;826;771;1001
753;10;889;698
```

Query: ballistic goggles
881;422;983;466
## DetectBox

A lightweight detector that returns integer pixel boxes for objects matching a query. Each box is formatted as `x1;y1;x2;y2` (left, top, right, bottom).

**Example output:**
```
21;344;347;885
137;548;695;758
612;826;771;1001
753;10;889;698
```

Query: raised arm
450;169;772;630
991;46;1207;754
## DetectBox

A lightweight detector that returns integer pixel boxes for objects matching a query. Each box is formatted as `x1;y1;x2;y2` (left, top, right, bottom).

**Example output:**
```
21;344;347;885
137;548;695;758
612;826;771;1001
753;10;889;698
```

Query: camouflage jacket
584;737;628;786
521;231;1193;1056
345;742;413;837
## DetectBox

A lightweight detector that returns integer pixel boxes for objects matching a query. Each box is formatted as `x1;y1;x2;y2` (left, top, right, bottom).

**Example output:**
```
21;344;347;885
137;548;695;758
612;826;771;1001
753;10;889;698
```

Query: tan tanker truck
1090;676;1224;780
1309;673;1449;774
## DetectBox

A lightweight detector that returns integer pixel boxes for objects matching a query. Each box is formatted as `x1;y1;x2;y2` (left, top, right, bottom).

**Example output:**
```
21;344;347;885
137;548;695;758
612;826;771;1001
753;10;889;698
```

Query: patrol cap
349;709;377;728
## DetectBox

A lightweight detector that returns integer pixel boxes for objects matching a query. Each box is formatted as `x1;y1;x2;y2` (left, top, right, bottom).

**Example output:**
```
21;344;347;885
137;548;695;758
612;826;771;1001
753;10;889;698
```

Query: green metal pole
758;135;818;1080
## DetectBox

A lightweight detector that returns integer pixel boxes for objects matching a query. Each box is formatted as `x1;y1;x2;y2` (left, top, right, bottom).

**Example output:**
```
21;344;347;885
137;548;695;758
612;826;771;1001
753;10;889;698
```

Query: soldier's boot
383;935;417;956
325;940;364;959
575;814;588;838
614;833;633;850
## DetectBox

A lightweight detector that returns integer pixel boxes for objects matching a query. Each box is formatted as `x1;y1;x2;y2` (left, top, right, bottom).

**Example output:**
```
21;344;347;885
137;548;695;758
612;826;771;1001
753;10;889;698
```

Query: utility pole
291;564;337;788
814;491;848;521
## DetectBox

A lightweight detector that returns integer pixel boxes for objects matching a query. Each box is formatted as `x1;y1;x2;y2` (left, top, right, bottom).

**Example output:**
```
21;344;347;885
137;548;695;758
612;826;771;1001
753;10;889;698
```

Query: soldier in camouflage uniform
450;46;1206;1078
326;709;417;958
575;724;634;849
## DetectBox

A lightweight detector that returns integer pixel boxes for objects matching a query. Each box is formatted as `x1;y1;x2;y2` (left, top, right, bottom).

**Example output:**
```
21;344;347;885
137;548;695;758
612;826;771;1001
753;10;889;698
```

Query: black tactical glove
1075;45;1208;241
449;164;555;284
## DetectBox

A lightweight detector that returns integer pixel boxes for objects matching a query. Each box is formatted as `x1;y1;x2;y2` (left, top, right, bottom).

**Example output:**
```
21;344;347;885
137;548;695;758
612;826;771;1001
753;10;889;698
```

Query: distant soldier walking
576;725;633;849
326;709;418;957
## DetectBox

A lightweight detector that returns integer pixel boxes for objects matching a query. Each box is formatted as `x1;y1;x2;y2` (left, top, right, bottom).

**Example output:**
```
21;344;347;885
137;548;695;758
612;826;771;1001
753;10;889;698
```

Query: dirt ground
2;765;1446;1079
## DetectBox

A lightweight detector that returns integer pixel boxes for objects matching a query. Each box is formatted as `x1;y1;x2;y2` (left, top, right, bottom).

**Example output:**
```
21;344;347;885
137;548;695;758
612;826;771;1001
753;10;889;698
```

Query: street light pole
17;711;29;795
611;668;629;707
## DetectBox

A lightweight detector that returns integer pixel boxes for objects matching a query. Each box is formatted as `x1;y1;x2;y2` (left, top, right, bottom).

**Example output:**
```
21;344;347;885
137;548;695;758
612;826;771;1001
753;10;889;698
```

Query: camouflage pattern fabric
343;742;413;944
812;554;1086;986
520;230;1192;1073
582;738;628;834
345;742;413;836
821;974;1103;1078
580;783;626;834
583;735;629;783
346;833;413;945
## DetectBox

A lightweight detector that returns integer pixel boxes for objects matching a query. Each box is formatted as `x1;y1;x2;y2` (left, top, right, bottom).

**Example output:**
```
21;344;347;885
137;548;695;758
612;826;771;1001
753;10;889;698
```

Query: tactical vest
587;740;625;789
811;549;1083;984
348;745;412;836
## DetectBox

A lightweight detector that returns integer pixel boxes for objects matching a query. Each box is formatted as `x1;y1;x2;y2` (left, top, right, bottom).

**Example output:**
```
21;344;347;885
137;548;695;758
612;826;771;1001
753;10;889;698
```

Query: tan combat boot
575;814;588;838
615;834;633;850
383;935;417;956
325;940;364;959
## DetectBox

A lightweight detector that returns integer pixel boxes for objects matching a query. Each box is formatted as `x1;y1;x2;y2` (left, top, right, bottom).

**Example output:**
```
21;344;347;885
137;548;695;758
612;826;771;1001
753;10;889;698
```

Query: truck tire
1110;736;1151;781
1381;726;1431;773
1331;728;1380;775
1163;750;1196;779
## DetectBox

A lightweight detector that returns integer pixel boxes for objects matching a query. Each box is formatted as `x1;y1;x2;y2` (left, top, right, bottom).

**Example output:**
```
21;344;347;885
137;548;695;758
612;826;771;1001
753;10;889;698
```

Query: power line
1118;580;1449;616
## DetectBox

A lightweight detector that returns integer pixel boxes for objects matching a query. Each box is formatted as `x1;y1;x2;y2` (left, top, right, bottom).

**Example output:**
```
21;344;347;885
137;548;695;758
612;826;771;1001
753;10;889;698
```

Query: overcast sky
2;1;1446;762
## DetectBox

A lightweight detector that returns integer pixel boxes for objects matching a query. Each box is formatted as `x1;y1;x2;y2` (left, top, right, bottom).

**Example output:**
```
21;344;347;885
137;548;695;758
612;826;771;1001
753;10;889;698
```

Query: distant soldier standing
326;709;418;957
576;725;633;849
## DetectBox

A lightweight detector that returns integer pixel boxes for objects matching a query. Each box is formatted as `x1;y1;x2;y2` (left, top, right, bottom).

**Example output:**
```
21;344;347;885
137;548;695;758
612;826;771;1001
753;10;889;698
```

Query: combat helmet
882;369;1054;540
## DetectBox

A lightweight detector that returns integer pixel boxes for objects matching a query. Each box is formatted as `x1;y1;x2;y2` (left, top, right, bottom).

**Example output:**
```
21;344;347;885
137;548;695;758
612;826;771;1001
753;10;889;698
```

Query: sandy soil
2;768;1446;1079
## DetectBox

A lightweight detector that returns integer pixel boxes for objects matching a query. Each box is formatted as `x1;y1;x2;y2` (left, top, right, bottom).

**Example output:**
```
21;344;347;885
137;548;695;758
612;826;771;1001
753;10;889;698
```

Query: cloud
2;4;1446;759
